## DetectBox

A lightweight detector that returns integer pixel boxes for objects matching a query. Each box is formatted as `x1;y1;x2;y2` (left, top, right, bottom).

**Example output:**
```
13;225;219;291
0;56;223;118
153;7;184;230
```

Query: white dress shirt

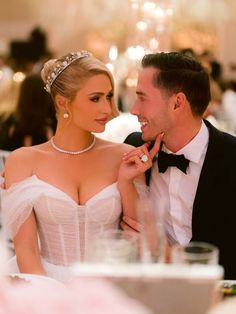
150;121;209;245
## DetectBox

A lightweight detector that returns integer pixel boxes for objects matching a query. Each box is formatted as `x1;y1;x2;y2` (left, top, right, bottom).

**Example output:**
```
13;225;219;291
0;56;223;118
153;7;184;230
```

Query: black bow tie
157;150;190;174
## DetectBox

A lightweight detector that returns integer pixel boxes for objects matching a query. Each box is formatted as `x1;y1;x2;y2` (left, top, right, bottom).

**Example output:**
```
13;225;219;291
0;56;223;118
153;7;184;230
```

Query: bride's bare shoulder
4;143;50;176
6;142;49;160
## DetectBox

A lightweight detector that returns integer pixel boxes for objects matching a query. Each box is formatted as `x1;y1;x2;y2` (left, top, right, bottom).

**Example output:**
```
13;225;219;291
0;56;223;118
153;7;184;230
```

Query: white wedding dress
1;175;122;282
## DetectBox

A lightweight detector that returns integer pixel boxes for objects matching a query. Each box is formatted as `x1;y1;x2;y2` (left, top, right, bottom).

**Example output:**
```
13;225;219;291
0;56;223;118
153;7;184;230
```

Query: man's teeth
140;122;148;127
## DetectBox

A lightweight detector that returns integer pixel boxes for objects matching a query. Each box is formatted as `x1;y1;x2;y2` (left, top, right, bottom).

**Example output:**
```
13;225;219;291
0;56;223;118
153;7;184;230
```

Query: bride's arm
4;148;46;275
13;212;46;276
118;134;163;225
118;173;145;223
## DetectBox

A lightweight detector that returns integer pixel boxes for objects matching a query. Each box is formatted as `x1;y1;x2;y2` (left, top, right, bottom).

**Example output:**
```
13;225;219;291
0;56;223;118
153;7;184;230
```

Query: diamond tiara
44;50;92;93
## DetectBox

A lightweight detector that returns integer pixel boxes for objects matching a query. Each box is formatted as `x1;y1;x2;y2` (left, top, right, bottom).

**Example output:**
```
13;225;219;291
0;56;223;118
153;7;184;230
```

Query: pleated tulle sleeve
0;177;37;238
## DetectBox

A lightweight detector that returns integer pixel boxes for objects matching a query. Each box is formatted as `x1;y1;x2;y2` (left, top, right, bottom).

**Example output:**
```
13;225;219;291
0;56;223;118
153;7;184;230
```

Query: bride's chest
34;158;119;205
32;184;122;225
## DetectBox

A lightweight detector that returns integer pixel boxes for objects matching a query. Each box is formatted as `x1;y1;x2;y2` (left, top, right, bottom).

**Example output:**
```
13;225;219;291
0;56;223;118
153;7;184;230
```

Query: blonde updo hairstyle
41;52;119;119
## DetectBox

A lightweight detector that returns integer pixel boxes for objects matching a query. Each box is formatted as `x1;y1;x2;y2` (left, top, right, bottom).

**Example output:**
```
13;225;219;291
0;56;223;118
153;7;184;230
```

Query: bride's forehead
79;74;112;92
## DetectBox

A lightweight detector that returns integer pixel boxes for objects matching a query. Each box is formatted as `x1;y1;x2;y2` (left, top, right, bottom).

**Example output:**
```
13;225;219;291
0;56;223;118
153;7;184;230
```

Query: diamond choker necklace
50;136;96;155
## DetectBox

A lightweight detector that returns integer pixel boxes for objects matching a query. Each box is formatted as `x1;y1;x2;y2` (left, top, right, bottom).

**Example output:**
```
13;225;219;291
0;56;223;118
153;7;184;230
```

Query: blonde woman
1;51;155;282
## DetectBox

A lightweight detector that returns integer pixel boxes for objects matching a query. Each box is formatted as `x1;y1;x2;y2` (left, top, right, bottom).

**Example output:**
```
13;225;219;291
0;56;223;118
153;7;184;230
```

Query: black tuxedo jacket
125;120;236;279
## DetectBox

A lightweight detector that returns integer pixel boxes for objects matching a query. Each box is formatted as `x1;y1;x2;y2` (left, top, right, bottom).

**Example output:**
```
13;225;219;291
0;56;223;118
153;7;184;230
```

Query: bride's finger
122;146;147;161
123;147;140;156
125;154;152;169
141;145;150;158
149;133;164;160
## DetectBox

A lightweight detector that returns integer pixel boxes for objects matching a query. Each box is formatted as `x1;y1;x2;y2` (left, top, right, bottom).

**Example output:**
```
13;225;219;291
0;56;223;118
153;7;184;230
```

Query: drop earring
63;112;69;119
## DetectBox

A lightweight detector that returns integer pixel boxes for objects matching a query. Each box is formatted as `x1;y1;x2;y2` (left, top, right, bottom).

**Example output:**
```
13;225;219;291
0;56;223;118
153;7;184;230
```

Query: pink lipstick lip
95;118;108;124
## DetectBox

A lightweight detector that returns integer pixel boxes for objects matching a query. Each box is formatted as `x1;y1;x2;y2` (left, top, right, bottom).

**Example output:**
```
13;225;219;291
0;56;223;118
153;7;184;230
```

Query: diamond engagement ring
140;154;148;163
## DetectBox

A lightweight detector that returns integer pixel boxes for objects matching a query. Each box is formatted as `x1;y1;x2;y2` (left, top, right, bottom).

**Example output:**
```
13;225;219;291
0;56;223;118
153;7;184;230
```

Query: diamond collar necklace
50;136;96;155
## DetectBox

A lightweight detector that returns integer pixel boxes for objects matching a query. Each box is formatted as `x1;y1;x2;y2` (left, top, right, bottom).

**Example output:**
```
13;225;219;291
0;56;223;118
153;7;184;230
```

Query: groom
123;51;236;279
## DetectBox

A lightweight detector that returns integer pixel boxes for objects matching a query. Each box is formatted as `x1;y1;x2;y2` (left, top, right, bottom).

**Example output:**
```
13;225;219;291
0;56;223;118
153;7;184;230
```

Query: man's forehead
138;67;159;81
137;67;159;86
141;66;159;74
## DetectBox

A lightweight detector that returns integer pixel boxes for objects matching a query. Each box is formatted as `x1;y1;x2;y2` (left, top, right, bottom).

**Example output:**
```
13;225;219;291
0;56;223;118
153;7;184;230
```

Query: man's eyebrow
136;91;146;96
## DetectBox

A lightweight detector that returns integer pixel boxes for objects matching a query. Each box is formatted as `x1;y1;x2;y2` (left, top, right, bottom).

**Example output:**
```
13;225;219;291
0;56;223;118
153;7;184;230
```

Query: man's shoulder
207;120;236;151
221;132;236;163
222;130;236;145
124;132;144;147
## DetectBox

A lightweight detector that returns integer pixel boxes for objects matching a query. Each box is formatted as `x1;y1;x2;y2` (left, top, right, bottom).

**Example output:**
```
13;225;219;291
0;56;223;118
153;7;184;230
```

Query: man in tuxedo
123;51;236;279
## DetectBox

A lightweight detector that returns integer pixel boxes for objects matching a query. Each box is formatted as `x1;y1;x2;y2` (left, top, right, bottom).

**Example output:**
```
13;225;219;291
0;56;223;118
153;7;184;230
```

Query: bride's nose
101;98;112;114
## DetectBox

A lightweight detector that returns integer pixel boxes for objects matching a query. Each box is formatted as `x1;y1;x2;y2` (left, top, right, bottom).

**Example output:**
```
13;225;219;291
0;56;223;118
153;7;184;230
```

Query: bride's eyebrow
88;90;113;96
88;92;104;96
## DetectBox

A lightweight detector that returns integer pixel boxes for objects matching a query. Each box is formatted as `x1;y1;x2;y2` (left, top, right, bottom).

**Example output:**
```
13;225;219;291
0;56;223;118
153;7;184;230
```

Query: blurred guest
0;55;16;115
0;73;56;151
0;55;13;90
200;51;223;104
222;80;236;134
179;48;198;60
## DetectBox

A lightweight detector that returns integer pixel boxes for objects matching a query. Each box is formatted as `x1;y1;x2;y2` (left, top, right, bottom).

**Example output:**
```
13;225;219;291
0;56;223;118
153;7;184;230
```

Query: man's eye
90;97;99;102
138;96;145;101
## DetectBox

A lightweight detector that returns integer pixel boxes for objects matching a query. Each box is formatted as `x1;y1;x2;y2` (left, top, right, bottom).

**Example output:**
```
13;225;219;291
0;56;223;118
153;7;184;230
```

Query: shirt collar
162;121;209;164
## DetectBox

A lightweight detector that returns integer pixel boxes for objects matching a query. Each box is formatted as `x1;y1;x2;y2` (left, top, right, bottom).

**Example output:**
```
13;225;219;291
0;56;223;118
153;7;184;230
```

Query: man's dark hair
141;52;211;116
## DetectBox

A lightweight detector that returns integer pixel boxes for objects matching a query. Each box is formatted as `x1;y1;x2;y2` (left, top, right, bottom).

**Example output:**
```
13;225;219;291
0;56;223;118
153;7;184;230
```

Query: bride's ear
55;95;68;112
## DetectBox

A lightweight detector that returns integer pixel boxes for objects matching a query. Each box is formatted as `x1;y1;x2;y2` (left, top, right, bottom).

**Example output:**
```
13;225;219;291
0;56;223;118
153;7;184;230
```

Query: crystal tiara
44;50;92;93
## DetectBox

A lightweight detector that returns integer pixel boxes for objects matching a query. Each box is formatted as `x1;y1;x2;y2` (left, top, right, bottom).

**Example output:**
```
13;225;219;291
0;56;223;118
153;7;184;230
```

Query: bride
1;51;159;282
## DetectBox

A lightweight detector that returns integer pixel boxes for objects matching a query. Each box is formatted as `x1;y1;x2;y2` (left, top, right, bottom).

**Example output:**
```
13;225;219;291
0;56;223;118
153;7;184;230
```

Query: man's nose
130;100;139;116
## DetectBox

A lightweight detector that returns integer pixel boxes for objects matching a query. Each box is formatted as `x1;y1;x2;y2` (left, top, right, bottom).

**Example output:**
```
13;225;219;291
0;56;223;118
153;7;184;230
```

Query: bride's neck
54;128;94;150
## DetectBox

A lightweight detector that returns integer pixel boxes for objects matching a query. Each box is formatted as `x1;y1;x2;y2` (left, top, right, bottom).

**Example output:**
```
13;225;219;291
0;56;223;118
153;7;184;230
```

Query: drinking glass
87;230;138;264
136;198;167;263
171;242;219;265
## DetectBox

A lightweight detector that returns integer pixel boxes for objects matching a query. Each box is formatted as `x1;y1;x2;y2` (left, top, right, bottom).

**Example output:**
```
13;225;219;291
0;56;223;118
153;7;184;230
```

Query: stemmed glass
136;198;167;263
86;230;138;264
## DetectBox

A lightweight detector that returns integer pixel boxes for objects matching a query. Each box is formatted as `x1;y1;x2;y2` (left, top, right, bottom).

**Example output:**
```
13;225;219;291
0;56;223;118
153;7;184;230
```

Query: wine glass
87;230;138;264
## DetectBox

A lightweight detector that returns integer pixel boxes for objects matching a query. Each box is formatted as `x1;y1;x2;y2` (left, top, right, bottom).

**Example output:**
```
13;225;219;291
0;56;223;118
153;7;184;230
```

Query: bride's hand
119;133;163;182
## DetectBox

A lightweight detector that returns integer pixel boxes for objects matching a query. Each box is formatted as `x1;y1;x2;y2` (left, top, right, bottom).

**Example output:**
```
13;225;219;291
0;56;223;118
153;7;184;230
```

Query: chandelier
106;0;173;111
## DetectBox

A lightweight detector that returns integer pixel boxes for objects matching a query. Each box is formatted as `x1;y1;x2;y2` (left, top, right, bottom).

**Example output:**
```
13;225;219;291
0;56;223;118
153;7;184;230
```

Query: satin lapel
192;121;225;240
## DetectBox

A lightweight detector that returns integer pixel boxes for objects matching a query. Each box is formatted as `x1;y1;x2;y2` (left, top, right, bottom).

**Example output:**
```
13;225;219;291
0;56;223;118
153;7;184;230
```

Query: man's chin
141;132;154;142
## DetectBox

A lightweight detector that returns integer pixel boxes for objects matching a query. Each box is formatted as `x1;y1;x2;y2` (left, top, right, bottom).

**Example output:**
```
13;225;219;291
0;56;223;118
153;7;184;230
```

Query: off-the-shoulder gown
1;175;122;282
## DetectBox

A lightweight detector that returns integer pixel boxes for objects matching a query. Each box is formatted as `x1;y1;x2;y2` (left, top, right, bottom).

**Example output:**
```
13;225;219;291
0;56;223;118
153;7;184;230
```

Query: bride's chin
92;127;106;133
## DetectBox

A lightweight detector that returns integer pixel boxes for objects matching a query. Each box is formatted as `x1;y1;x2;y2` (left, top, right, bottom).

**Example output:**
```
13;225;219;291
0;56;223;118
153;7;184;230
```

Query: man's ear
173;92;186;110
55;95;68;111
